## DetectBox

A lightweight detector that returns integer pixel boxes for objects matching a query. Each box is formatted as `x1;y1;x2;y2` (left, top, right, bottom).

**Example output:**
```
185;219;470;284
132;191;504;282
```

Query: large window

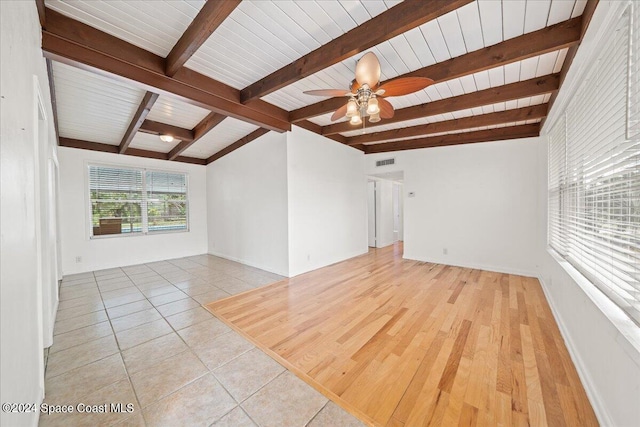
548;4;640;325
89;165;188;237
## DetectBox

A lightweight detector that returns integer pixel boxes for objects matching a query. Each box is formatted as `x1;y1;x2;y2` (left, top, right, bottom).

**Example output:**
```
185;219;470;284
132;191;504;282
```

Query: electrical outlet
75;256;82;263
442;248;448;255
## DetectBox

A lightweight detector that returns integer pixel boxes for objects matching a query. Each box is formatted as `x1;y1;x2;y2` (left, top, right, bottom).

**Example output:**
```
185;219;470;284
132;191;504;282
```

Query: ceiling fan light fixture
305;51;431;127
346;99;358;118
159;135;174;143
366;97;379;115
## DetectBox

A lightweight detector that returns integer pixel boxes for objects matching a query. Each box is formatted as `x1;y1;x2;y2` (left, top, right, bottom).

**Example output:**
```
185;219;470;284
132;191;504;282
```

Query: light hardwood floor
206;244;598;427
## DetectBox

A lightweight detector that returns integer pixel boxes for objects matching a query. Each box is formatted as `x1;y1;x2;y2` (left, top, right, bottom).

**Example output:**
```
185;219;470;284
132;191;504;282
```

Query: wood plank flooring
205;244;598;427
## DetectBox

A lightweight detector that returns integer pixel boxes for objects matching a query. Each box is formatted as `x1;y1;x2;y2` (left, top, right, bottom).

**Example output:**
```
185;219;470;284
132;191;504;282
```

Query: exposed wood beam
165;0;241;76
139;120;194;142
323;74;560;136
364;124;541;154
59;137;206;164
42;8;291;132
544;0;599;127
289;17;582;123
293;120;354;147
240;0;472;103
125;148;167;160
556;3;600;89
290;97;346;124
119;91;159;154
135;113;227;161
174;156;207;166
168;112;226;161
60;137;119;153
194;112;227;140
206;128;271;164
36;0;46;28
45;59;59;145
347;104;548;145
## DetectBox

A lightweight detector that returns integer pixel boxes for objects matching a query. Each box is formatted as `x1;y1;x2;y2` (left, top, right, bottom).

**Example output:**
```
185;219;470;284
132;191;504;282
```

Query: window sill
90;228;189;240
547;247;640;369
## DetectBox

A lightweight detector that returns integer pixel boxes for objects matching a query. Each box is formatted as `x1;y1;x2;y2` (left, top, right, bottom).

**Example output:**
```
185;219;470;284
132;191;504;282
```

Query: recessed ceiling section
53;62;145;145
146;95;211;130
180;118;260;159
45;0;205;57
127;132;179;154
184;0;394;89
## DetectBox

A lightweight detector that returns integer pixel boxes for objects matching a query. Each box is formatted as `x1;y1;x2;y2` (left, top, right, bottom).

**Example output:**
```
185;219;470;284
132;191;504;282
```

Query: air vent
376;158;395;167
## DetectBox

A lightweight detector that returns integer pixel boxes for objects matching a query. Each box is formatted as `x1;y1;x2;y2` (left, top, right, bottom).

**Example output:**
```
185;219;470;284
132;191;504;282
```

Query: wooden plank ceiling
39;0;598;164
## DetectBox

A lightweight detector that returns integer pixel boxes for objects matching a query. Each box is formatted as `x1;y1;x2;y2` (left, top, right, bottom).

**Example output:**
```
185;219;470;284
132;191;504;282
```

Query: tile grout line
118;259;240;421
101;261;216;423
304;399;331;427
122;255;287;425
92;268;146;427
51;254;286;426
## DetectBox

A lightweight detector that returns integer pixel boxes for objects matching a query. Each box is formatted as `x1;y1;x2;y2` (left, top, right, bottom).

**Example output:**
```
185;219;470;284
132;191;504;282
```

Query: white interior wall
366;137;543;277
1;2;59;426
206;131;289;276
58;147;208;275
287;126;368;276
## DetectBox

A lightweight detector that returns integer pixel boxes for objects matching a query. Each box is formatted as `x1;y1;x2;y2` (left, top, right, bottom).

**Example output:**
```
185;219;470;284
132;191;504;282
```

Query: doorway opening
367;172;404;252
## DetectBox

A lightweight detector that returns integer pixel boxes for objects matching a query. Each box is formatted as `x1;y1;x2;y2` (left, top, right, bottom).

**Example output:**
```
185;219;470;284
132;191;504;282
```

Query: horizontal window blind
548;113;567;256
145;171;188;232
548;4;640;325
89;166;143;236
88;165;188;237
629;3;640;139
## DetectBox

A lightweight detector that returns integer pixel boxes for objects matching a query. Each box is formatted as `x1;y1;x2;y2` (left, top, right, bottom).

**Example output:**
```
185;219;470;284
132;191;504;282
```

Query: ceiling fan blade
350;79;361;93
331;104;348;121
303;89;352;97
377;77;435;97
378;97;395;119
355;52;381;88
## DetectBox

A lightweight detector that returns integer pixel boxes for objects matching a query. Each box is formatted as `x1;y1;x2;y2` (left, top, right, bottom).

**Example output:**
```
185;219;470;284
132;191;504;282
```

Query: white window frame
86;163;190;239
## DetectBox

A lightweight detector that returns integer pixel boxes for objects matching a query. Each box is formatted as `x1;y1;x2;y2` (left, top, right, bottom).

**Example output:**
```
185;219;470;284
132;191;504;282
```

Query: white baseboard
402;253;539;278
537;275;613;427
288;248;369;278
207;250;289;277
45;297;59;347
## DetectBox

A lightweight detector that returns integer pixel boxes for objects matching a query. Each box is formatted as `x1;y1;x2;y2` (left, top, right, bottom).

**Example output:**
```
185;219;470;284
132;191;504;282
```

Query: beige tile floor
41;254;364;427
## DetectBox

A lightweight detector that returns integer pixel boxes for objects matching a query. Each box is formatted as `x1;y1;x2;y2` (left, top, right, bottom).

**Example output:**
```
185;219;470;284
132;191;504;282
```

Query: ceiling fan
303;52;434;129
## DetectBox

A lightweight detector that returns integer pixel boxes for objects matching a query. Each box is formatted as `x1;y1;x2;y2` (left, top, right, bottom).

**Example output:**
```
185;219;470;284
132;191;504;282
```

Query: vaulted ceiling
38;0;598;165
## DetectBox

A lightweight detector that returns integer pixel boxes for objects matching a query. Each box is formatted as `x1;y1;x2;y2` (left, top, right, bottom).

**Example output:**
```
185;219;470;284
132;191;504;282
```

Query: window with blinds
548;4;640;325
145;171;188;233
89;165;188;237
